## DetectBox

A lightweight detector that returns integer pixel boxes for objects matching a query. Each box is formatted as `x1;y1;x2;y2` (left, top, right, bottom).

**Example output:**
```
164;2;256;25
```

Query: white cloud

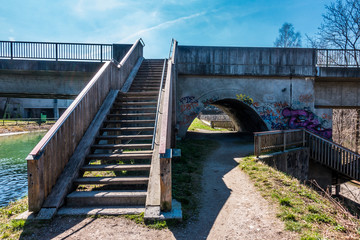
8;37;15;41
119;11;207;42
70;0;127;17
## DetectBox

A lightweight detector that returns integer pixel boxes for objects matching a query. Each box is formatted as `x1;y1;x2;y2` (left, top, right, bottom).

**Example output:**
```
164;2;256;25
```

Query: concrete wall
260;148;310;181
177;46;316;76
0;43;133;99
176;75;332;138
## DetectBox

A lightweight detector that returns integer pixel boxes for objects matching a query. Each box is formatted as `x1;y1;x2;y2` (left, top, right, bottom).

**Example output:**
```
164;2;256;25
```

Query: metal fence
0;41;113;62
317;49;360;67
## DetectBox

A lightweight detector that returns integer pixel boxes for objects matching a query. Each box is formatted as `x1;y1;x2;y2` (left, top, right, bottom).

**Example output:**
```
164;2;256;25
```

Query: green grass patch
239;156;360;239
0;197;29;239
188;118;228;132
172;139;219;221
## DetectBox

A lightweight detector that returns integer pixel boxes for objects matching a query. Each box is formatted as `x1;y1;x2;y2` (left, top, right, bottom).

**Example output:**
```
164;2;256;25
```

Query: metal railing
317;49;360;67
254;129;360;181
0;41;112;62
151;59;167;150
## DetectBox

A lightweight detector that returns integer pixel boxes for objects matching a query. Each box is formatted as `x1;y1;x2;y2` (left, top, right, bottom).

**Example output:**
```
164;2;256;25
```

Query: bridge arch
177;88;269;137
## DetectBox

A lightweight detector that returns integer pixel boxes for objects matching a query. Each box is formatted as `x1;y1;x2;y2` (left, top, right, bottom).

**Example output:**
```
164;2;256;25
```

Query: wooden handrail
159;39;177;154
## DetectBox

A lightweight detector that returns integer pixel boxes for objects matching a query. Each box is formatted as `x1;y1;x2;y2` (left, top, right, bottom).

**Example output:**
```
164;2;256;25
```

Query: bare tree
314;0;360;65
274;23;302;47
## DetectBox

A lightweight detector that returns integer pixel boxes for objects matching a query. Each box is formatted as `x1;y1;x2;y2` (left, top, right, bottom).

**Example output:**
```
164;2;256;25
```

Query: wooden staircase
58;59;166;215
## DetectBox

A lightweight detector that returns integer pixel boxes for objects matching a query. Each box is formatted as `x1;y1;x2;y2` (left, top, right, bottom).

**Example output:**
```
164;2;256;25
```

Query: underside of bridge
211;99;268;132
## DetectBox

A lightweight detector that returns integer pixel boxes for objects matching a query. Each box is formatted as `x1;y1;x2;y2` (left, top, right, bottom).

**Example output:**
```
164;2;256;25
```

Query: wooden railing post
283;131;287;151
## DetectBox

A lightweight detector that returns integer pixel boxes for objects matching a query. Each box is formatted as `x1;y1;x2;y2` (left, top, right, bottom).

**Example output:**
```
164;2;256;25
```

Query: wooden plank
160;157;172;211
74;177;148;185
26;157;44;212
41;90;119;209
81;164;151;171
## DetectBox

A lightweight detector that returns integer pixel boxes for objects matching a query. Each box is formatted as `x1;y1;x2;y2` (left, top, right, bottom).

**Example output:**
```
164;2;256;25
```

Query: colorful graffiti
202;96;219;107
179;96;199;113
282;108;332;139
236;94;253;105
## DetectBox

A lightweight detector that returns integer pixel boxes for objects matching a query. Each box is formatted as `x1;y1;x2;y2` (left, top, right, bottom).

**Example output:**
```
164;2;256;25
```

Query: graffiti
179;96;199;113
299;94;314;103
321;113;332;121
202;96;219;107
236;94;253;105
282;107;332;139
179;96;197;104
273;101;289;109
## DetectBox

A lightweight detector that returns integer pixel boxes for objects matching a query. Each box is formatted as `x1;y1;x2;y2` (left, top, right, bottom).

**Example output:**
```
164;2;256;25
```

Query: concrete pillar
53;99;59;119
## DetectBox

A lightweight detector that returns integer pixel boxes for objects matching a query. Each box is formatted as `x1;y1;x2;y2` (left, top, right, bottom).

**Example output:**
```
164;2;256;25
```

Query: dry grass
239;156;360;240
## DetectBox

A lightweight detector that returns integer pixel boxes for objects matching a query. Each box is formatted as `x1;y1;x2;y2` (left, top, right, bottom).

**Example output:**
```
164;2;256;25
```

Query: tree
274;23;302;47
318;0;360;51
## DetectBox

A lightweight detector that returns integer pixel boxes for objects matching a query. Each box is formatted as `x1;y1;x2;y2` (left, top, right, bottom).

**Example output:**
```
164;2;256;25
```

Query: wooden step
91;143;152;150
107;113;156;118
87;151;152;160
125;91;159;96
113;102;157;106
100;127;154;132
66;190;147;207
111;107;156;112
81;164;151;171
103;119;155;124
96;135;153;140
58;206;145;216
117;96;157;101
74;177;149;185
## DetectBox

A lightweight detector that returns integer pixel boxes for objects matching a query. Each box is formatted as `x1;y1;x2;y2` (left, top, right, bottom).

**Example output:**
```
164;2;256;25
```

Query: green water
0;132;45;207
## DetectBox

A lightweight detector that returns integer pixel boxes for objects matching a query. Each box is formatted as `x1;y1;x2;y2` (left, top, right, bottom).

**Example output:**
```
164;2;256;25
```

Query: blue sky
0;0;332;58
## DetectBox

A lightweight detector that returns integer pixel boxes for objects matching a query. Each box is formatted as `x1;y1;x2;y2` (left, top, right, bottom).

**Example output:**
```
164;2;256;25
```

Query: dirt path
23;132;297;240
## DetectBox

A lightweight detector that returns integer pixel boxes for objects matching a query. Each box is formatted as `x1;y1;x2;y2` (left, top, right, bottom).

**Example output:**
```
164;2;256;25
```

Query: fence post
302;130;306;147
10;42;13;60
100;45;103;62
55;43;58;61
326;49;328;67
283;131;287;151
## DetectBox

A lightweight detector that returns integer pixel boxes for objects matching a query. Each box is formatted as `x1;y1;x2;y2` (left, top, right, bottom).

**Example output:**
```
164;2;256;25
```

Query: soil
22;131;298;240
0;124;52;134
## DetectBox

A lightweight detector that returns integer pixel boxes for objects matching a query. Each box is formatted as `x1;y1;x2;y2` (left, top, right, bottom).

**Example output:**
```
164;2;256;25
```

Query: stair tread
96;134;153;139
100;127;154;131
68;190;147;198
74;177;149;184
91;143;152;149
87;152;152;159
114;102;157;105
81;164;151;171
108;113;156;117
104;119;155;123
58;206;145;216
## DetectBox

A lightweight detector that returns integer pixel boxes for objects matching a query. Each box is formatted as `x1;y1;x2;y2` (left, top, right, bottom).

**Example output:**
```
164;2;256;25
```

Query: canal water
0;132;45;207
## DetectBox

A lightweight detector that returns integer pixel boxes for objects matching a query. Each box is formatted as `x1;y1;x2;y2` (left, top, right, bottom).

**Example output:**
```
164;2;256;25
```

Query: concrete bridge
3;39;359;220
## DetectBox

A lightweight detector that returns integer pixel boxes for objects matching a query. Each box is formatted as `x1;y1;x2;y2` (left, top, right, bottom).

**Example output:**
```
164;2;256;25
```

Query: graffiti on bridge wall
178;93;332;139
282;108;332;139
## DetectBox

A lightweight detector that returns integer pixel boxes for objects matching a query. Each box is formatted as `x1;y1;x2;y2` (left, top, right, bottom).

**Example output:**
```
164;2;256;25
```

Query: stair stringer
35;90;119;220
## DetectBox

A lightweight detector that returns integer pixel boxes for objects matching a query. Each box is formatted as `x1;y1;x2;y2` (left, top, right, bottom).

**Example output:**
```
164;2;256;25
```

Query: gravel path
24;132;298;240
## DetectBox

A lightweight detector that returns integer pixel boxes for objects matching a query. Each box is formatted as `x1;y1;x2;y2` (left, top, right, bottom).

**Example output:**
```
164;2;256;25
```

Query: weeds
239;156;360;239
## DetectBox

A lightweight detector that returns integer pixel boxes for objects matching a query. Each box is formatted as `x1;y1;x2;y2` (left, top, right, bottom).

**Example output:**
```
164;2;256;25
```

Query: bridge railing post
10;42;13;60
100;45;103;62
55;43;58;61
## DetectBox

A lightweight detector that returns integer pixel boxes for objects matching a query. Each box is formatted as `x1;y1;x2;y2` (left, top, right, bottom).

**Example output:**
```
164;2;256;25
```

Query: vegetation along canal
0;132;45;207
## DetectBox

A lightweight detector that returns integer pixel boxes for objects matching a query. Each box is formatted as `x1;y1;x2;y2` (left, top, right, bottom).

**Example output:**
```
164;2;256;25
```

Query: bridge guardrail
254;129;360;181
26;39;144;212
317;49;360;67
0;41;113;62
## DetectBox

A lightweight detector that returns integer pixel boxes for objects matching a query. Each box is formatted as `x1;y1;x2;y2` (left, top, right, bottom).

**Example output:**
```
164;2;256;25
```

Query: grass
173;139;219;220
0;197;41;239
188;118;228;132
239;156;360;240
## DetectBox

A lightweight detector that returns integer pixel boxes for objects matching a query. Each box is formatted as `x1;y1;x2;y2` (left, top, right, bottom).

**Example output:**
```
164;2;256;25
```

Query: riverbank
0;124;52;135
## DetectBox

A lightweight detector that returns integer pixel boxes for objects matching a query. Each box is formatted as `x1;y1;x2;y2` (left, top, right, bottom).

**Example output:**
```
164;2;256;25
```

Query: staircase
58;59;166;215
